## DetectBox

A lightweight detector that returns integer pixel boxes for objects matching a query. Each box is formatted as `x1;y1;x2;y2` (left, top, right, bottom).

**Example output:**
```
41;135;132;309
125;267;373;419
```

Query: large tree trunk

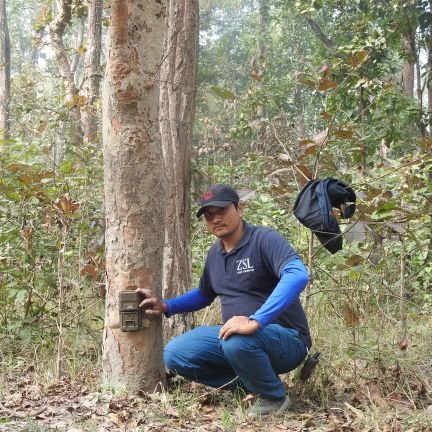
82;0;103;144
0;0;10;139
102;0;166;392
160;0;198;342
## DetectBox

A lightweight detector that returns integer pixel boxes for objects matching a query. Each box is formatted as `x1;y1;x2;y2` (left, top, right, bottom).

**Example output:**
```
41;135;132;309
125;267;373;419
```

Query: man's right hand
135;288;168;316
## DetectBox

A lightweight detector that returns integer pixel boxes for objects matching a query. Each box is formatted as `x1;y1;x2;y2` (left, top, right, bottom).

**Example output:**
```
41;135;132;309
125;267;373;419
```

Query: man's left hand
219;316;260;340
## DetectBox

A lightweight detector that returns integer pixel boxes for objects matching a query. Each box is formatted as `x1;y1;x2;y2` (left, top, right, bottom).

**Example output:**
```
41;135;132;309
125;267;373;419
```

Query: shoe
247;394;291;417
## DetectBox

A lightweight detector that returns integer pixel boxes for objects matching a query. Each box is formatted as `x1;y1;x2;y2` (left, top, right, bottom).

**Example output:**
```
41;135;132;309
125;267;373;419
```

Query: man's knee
163;338;183;370
163;333;202;371
220;334;253;360
163;326;222;371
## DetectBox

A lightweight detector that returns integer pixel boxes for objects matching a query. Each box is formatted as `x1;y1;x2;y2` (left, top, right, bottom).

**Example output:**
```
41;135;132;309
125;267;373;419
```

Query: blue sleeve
248;258;309;328
164;287;213;317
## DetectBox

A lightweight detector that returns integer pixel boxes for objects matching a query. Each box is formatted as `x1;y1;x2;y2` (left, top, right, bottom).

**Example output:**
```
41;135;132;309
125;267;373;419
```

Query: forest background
0;0;431;431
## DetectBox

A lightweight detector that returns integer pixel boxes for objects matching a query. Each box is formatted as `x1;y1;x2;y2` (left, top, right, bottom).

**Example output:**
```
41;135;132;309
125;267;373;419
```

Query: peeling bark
102;0;166;392
159;0;198;341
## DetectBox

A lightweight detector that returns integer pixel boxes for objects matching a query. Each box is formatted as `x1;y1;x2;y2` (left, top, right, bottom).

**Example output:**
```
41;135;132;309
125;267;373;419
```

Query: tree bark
428;36;432;134
305;16;334;48
428;1;432;135
401;32;415;98
0;0;10;139
401;25;426;137
254;0;267;152
295;84;305;139
82;0;103;144
70;15;85;80
49;0;83;146
159;0;198;341
102;0;166;392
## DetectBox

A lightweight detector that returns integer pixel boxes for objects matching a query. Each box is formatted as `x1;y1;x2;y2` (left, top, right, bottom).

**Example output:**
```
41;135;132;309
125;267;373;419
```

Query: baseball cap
196;184;240;217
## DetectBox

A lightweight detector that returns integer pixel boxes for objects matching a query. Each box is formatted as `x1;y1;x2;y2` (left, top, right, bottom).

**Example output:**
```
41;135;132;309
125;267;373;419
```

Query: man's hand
219;316;260;340
135;288;168;316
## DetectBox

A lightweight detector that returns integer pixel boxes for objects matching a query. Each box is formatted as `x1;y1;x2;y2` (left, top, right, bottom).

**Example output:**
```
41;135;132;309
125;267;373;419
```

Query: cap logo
202;190;214;201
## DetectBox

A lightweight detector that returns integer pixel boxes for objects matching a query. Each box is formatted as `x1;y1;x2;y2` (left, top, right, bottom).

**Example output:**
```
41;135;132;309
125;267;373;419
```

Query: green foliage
293;0;430;160
0;138;104;360
0;0;108;377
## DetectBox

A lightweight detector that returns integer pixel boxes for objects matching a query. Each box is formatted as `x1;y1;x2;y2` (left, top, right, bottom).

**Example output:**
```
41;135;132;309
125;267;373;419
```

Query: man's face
203;203;244;239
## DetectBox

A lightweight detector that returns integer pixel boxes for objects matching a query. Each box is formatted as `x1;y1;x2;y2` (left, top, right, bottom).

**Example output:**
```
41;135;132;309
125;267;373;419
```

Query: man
137;184;311;417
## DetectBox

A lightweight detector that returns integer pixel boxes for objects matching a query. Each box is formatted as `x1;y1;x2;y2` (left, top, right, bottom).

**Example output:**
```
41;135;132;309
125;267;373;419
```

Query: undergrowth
0;297;430;431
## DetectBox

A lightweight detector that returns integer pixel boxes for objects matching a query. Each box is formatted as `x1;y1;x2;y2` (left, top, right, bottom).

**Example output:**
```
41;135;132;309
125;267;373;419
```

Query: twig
307;288;420;308
0;402;22;418
29;406;47;417
353;156;431;188
399;232;407;343
197;376;239;400
0;403;47;419
270;122;311;182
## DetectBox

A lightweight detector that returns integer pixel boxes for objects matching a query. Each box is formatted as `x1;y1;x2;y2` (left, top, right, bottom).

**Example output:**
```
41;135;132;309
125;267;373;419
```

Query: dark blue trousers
164;324;307;399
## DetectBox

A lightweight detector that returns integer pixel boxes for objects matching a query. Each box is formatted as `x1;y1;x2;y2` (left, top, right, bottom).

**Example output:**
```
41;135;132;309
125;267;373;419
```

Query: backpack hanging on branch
293;178;356;254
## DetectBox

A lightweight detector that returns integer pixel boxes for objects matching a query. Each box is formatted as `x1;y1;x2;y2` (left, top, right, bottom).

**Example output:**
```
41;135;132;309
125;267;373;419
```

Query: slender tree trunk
82;0;103;144
102;0;166;392
415;55;426;138
402;26;426;137
304;233;313;314
159;0;198;342
0;0;10;139
305;16;334;48
295;83;305;139
49;0;83;147
399;234;407;344
428;2;432;135
401;32;415;98
254;0;266;152
31;28;43;65
426;4;432;260
359;87;367;168
428;33;432;135
71;15;85;80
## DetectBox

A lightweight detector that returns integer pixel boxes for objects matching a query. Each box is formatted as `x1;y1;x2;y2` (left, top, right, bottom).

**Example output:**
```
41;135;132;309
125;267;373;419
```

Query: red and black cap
196;184;240;217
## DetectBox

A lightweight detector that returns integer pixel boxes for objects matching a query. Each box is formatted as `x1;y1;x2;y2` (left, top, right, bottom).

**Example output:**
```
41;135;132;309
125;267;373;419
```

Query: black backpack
293;178;356;254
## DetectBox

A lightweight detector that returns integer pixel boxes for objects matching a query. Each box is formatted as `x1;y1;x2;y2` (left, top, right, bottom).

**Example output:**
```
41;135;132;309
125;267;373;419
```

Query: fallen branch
0;403;47;419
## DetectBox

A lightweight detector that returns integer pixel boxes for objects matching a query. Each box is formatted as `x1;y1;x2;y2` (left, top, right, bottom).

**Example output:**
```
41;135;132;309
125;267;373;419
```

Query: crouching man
137;184;311;417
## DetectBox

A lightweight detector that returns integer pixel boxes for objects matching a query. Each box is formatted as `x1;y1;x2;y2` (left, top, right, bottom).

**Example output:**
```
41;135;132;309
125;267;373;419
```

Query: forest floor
1;369;431;432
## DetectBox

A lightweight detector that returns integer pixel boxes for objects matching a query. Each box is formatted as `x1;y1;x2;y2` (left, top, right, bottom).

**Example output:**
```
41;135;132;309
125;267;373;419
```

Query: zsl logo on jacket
236;258;255;274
